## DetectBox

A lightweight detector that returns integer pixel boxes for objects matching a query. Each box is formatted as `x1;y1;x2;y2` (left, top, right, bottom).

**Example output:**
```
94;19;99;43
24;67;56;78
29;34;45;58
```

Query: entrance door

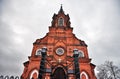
52;67;66;79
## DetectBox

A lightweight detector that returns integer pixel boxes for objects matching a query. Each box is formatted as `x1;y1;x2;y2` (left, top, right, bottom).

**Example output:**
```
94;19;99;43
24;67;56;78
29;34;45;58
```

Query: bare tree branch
97;61;120;79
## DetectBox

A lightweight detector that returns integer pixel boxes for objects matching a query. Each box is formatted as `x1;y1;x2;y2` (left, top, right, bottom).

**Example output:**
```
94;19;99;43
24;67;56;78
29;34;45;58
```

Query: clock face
56;48;64;55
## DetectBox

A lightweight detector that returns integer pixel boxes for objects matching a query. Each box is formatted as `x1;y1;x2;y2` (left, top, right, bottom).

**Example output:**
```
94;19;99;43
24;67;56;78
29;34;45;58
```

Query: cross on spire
61;4;63;7
58;4;64;14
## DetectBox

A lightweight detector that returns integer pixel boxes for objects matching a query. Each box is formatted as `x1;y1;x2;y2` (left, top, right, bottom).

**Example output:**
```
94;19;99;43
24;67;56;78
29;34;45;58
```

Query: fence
0;75;19;79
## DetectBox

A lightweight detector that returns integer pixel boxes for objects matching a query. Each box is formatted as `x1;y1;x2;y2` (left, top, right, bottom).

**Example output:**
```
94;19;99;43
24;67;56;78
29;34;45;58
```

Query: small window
36;49;41;56
78;50;84;57
80;71;89;79
30;69;38;79
58;18;64;26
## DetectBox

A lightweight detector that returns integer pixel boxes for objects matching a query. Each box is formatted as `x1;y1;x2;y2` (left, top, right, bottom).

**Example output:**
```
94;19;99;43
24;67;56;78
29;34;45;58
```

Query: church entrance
52;67;66;79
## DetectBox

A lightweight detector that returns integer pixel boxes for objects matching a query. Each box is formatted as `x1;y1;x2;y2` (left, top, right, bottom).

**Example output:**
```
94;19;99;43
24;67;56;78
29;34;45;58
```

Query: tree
4;76;9;79
97;61;120;79
10;76;14;79
0;75;4;79
15;76;19;79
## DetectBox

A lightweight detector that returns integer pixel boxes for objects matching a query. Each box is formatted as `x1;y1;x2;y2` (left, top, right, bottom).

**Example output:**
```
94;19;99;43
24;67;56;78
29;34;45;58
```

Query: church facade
21;6;96;79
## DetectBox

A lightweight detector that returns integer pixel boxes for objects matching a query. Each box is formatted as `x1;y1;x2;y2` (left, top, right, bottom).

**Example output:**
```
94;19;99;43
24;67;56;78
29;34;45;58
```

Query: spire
58;4;64;14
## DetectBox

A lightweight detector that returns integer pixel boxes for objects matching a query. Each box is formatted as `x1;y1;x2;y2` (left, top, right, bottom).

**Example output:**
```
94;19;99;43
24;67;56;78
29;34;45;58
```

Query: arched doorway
52;67;66;79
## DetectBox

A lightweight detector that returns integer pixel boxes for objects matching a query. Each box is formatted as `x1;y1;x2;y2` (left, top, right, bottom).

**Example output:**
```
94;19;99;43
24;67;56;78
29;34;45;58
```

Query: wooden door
52;67;66;79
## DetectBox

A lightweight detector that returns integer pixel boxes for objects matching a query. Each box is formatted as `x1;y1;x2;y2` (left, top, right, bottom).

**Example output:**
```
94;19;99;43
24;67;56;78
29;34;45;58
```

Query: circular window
56;48;64;55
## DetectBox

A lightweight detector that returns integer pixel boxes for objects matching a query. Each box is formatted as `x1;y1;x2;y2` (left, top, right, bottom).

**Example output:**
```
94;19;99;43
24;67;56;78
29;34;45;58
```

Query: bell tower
51;5;71;27
21;6;96;79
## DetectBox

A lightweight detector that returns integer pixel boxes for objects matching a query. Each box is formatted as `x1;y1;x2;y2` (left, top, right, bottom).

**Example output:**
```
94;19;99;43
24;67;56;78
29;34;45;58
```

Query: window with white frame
78;50;84;57
36;49;41;56
80;71;89;79
58;18;64;26
30;69;38;79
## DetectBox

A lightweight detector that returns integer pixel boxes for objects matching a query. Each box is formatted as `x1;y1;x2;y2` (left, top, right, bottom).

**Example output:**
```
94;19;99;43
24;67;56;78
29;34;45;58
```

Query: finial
60;4;63;10
58;4;64;13
61;4;63;7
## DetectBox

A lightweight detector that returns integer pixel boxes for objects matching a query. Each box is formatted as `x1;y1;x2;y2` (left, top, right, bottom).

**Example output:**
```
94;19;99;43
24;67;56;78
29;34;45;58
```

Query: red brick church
21;6;96;79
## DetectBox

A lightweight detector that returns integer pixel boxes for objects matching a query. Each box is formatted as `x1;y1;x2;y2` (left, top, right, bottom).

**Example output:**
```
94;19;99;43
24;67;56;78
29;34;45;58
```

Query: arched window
30;69;38;79
36;49;41;56
58;18;64;26
78;50;84;57
80;71;89;79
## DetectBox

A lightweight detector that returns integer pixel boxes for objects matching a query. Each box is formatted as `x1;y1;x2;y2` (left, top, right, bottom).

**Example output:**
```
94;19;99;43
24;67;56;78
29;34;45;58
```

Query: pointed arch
30;69;38;79
78;50;84;57
52;66;67;79
80;71;89;79
55;40;66;48
52;65;67;74
35;49;42;56
58;17;64;26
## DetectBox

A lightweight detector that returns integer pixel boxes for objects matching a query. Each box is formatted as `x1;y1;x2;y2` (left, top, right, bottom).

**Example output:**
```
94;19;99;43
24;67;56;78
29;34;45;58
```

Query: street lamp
41;47;47;53
73;49;80;79
41;47;47;56
73;49;79;56
38;47;47;79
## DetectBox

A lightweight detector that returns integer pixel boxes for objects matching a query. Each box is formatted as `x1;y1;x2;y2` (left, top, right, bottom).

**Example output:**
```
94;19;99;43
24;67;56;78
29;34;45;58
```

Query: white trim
56;48;64;55
36;49;41;55
78;50;84;57
30;69;38;79
80;71;89;79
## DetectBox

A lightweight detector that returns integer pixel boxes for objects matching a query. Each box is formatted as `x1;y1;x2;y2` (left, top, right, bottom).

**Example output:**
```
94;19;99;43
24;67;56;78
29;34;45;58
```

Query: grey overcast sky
0;0;120;76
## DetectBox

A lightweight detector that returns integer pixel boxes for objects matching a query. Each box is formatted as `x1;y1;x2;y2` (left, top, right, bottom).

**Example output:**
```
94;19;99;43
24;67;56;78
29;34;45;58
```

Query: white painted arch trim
30;69;38;79
80;71;89;79
36;49;42;55
78;50;84;57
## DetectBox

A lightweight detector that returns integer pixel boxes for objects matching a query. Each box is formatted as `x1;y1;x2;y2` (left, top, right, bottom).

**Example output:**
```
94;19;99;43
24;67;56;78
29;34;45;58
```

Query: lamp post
38;47;47;79
73;49;80;79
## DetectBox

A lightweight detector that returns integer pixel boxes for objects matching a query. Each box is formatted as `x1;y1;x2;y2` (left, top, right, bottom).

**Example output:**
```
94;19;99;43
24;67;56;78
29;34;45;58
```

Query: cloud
0;0;120;76
68;0;120;65
0;21;23;75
